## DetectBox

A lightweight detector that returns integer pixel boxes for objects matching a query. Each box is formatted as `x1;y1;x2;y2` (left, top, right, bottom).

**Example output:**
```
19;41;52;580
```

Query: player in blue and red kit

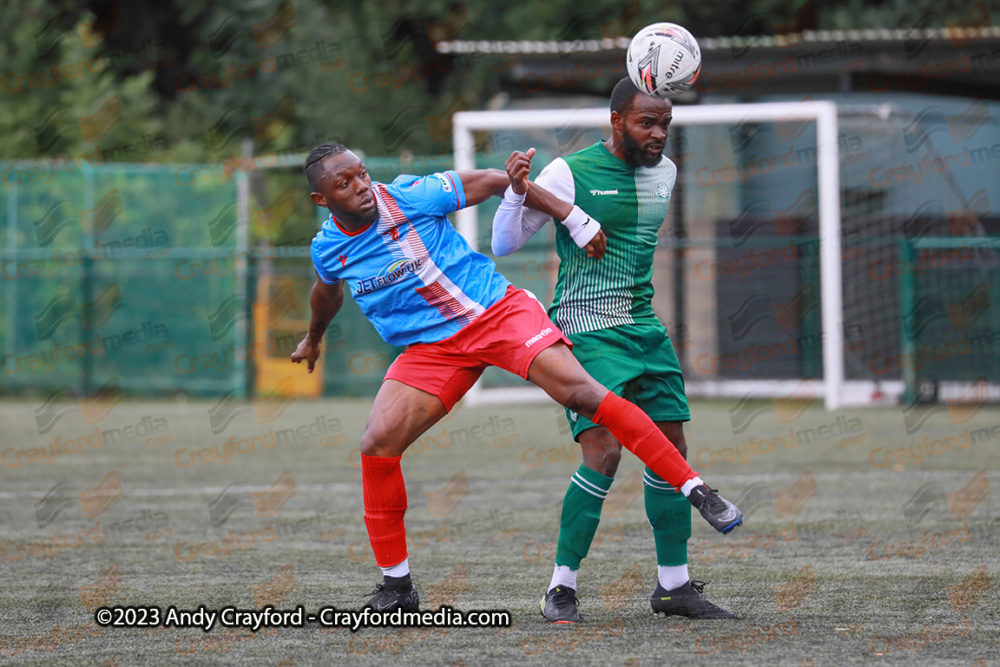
292;143;742;614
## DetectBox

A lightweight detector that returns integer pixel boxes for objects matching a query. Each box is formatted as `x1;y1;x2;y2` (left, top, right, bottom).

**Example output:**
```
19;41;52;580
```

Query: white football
625;22;702;98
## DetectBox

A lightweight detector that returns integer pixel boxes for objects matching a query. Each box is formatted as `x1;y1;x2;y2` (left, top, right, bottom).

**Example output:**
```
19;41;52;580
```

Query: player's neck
332;212;375;235
602;137;627;163
602;136;651;169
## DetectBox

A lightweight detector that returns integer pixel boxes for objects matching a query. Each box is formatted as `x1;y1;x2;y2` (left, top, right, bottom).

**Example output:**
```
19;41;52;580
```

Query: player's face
311;151;378;226
620;95;672;168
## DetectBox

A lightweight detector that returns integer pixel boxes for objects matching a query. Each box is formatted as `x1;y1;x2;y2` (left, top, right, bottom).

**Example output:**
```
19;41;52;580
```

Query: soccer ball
625;22;702;98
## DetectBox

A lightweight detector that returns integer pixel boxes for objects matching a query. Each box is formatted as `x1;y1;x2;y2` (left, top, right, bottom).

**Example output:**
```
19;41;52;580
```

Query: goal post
898;235;1000;407
453;101;846;410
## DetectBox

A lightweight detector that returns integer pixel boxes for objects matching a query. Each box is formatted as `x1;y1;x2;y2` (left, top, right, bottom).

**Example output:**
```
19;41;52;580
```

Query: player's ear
310;192;327;207
610;110;624;133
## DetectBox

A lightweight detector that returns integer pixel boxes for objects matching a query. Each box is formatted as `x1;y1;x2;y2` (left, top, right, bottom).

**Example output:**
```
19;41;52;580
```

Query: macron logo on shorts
525;327;553;348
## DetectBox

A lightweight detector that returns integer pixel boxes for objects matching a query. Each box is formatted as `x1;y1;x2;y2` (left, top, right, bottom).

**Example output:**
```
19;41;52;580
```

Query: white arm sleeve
491;158;575;256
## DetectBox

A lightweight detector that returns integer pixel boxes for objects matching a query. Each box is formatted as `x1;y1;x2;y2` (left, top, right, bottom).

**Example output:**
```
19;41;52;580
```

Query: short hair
304;142;349;191
610;77;642;116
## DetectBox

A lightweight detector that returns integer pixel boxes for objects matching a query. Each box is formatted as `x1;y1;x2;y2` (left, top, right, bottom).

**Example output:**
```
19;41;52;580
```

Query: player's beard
621;128;663;168
351;193;379;225
358;205;379;225
337;207;378;227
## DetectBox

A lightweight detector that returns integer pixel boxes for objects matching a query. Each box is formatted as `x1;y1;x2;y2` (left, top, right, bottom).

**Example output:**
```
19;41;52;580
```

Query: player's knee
560;383;606;419
360;429;392;457
580;433;622;477
593;446;622;477
561;390;587;416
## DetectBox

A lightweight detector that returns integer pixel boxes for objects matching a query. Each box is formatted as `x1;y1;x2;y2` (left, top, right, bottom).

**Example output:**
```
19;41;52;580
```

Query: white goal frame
454;102;848;411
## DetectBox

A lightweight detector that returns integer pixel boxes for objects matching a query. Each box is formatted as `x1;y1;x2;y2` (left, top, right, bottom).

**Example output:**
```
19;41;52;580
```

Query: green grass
1;397;998;665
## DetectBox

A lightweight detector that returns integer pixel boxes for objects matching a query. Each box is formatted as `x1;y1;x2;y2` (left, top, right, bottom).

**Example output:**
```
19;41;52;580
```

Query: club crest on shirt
656;182;670;199
382;221;409;243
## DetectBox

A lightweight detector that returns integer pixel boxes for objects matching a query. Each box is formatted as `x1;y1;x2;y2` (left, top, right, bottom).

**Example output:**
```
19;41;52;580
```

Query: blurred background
2;0;999;405
3;4;1000;663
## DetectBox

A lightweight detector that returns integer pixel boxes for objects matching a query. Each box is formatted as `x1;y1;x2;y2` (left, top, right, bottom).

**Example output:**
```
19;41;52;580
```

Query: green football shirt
534;141;676;336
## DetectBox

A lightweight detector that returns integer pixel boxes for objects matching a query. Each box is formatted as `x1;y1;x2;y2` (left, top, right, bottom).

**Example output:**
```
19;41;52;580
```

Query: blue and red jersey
311;171;511;347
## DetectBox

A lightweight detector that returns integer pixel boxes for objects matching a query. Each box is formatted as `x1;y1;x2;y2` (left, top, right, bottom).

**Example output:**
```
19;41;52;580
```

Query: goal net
454;98;1000;411
836;99;1000;411
453;101;849;409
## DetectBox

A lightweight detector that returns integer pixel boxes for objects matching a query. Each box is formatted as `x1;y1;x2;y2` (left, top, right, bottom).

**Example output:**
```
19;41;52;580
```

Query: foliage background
1;0;979;161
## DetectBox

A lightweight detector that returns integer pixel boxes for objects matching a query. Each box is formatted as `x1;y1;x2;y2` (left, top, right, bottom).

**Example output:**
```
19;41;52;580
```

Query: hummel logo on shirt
590;189;619;196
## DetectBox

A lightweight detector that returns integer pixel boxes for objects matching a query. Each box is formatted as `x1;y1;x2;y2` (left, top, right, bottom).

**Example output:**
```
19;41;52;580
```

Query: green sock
644;467;692;566
554;464;614;569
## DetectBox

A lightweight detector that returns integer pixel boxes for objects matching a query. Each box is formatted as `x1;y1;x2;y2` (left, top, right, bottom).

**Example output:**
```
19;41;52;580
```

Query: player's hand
504;147;535;196
584;229;607;259
291;336;322;373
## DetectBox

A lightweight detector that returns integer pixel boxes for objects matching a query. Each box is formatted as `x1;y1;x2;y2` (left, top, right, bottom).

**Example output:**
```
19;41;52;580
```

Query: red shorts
383;286;572;411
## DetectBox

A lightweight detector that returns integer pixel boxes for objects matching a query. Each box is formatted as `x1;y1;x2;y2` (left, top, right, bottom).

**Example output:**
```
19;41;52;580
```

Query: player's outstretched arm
492;148;606;259
491;148;555;256
291;275;344;373
456;161;572;220
455;168;511;206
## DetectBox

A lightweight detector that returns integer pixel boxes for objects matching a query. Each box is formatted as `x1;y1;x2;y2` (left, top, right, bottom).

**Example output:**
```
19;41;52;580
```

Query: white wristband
503;185;526;205
562;205;601;248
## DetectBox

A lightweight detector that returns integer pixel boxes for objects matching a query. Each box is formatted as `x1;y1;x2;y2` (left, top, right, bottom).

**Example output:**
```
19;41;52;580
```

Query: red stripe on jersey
373;184;405;238
375;184;408;225
377;181;478;328
415;282;474;328
376;184;430;259
378;183;430;259
445;173;459;209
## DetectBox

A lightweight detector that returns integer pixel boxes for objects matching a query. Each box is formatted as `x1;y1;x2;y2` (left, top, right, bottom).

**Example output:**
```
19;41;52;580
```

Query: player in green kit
492;77;740;623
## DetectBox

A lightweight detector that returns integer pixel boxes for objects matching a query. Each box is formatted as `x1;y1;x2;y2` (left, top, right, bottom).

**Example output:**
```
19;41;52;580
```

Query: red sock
361;454;408;568
592;392;697;489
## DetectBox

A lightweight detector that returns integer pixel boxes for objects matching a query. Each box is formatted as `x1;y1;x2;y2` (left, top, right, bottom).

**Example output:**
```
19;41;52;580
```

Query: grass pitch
1;396;998;665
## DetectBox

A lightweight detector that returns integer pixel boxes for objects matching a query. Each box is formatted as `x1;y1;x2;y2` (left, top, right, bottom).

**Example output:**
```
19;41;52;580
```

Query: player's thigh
360;380;449;457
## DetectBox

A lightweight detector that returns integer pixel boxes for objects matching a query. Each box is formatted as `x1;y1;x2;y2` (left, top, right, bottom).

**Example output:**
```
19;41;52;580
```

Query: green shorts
566;322;690;440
